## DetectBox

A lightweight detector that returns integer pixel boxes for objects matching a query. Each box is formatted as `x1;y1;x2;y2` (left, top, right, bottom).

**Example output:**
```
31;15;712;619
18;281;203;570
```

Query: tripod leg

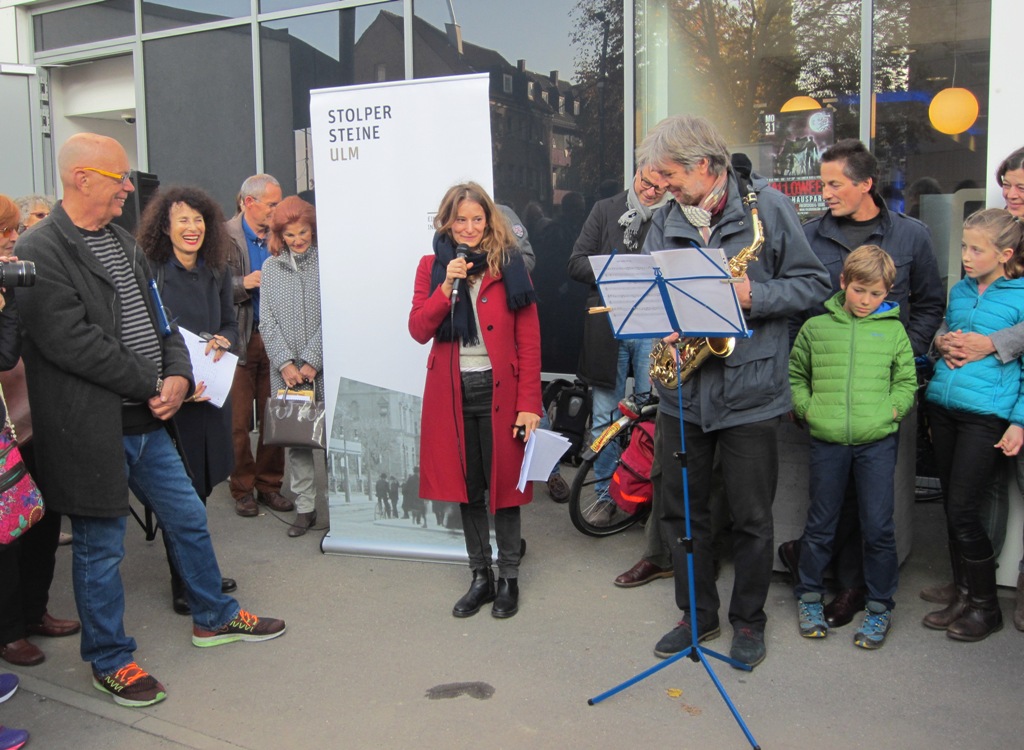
587;647;694;705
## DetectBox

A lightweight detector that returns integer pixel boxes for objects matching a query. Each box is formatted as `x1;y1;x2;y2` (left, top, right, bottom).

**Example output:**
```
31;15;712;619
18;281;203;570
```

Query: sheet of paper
587;248;748;338
651;247;747;337
178;327;238;409
516;429;573;493
587;254;672;336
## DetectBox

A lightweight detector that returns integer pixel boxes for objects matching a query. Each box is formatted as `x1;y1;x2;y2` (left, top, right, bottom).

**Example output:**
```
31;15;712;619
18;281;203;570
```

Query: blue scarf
429;232;535;345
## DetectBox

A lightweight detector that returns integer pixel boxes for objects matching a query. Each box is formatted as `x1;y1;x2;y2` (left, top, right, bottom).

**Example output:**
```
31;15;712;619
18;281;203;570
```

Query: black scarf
430;232;535;345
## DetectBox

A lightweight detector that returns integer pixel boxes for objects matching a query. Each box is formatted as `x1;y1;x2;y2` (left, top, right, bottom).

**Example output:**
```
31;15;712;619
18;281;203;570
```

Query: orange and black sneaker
92;662;167;707
192;609;286;648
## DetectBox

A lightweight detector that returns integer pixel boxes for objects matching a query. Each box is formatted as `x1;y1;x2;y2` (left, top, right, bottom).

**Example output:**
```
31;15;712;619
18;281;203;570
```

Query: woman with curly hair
137;186;238;614
408;182;542;619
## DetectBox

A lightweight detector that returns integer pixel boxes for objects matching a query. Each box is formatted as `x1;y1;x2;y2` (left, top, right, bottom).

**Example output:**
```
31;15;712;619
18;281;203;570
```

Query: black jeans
459;370;521;578
656;411;779;630
928;405;1007;560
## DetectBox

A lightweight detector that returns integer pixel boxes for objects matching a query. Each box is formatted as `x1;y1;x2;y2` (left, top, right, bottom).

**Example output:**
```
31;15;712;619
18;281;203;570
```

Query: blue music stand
584;247;761;750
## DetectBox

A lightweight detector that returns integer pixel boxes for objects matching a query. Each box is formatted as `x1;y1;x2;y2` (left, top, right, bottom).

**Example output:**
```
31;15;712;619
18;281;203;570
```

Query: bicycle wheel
568;455;648;537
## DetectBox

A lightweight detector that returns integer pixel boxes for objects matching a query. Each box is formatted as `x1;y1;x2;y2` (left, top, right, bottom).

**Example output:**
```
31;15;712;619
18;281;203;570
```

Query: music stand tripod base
586;328;761;750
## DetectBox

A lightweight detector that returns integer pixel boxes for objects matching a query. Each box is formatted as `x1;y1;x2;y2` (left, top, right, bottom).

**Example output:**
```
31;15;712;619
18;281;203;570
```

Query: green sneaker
798;593;828;638
192;609;286;648
92;662;167;707
853;602;892;650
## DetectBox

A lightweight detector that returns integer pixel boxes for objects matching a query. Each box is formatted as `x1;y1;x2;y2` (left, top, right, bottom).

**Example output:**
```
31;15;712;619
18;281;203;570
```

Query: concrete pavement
2;471;1023;749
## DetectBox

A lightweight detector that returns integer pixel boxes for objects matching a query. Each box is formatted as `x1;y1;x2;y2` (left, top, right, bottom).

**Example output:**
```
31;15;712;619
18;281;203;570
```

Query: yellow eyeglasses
82;167;133;186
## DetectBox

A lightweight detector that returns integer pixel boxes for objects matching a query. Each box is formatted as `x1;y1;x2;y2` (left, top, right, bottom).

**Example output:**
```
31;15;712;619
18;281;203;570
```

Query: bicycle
568;391;658;537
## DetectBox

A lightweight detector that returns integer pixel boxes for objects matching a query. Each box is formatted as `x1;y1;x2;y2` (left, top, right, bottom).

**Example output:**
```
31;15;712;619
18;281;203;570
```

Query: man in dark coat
641;115;831;669
567;165;672;586
224;174;292;518
375;472;390;517
15;133;286;708
779;138;945;628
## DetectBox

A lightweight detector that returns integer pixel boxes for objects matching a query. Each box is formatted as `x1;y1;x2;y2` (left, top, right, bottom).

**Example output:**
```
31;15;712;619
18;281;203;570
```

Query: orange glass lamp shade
780;96;821;112
928;87;979;135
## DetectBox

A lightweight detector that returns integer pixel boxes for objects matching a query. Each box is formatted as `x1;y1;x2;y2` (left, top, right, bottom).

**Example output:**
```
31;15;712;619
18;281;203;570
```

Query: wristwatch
155;376;164;395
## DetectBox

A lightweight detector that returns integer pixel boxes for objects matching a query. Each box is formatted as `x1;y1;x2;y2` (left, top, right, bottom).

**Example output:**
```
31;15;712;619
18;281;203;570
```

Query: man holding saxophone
640;115;830;668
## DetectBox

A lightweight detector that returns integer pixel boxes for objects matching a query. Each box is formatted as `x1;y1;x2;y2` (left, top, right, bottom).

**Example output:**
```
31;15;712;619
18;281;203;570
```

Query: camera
0;261;37;288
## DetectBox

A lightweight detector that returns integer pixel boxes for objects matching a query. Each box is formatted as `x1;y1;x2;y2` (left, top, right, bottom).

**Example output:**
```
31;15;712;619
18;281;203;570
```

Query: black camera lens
0;261;37;288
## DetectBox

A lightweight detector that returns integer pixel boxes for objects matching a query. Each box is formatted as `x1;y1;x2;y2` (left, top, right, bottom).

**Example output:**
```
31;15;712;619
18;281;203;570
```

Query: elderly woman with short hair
261;196;324;538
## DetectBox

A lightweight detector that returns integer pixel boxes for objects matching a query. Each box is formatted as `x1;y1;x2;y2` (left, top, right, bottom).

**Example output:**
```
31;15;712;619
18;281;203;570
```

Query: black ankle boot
452;568;495;617
492;577;519;619
947;554;1003;642
171;570;190;616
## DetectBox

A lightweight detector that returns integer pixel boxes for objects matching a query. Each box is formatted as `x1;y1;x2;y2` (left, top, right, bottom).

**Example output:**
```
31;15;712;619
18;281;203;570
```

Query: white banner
309;74;493;559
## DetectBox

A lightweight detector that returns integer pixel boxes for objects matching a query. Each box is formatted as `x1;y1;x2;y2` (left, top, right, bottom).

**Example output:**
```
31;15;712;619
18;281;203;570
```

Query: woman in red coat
409;182;542;619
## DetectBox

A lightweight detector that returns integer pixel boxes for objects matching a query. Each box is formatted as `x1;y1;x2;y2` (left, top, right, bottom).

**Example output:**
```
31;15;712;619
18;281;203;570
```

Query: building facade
1;0;1021;367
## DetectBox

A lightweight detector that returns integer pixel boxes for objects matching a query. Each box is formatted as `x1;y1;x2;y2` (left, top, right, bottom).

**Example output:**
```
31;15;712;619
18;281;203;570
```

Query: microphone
450;243;470;303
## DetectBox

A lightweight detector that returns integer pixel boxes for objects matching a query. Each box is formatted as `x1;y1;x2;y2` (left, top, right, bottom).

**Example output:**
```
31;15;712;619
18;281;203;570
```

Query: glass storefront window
636;0;861;218
260;2;403;198
411;0;622;374
142;1;251;33
260;0;341;12
33;0;134;51
873;0;991;291
143;27;257;214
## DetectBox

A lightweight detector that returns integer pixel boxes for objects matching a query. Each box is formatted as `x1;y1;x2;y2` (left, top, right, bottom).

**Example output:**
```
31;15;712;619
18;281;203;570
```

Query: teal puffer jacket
925;275;1024;425
790;292;917;445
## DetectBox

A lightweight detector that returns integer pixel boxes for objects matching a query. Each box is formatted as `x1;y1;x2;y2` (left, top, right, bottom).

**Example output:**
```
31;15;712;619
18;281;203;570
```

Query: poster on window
309;74;493;561
759;109;834;218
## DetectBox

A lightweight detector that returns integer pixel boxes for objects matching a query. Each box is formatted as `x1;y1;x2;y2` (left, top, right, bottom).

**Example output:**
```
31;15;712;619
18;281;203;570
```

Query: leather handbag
0;383;44;545
262;389;326;450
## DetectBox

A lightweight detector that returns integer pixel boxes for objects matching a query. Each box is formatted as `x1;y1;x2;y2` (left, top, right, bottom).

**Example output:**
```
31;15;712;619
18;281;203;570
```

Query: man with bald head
15;133;286;708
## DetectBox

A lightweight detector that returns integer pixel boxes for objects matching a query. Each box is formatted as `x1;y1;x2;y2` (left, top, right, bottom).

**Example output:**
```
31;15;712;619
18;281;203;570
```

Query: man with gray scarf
567;166;672;585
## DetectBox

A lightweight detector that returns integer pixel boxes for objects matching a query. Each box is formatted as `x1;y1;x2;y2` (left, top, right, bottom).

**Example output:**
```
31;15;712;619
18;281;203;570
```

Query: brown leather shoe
235;494;258;517
824;587;867;628
777;539;800;583
257;490;295;513
1;639;45;667
26;612;81;638
614;559;673;588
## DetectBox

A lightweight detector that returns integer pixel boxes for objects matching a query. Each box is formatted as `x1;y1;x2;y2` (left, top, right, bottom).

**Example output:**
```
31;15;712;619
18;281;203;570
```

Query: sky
414;0;579;83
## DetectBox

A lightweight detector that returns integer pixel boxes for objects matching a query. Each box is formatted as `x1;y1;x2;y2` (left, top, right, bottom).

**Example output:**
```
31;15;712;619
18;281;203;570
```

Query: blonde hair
842;245;896;289
963;208;1024;280
434;182;515;278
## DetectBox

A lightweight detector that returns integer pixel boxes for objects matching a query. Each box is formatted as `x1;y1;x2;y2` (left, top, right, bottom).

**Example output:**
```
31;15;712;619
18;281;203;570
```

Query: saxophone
648;187;764;389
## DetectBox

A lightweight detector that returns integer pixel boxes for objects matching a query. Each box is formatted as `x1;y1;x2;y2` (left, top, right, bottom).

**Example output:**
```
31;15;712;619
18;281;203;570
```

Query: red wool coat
408;255;542;512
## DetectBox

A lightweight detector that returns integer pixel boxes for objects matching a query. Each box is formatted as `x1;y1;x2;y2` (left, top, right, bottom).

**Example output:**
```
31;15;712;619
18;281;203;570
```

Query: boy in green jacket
789;245;917;649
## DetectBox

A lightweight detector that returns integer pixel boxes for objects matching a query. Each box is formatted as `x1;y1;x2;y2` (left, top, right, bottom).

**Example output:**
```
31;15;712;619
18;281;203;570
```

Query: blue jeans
71;428;239;675
796;434;899;609
591;338;653;492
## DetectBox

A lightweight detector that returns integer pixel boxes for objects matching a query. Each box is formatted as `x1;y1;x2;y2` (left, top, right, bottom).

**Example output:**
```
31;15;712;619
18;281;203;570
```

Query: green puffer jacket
789;291;917;445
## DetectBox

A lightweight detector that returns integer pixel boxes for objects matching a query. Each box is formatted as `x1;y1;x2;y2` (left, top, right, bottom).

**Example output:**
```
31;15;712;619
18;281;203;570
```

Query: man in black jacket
16;133;286;708
566;166;671;585
780;138;944;627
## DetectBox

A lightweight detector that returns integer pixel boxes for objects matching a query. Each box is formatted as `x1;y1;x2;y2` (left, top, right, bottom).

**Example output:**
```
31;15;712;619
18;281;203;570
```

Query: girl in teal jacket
923;208;1024;642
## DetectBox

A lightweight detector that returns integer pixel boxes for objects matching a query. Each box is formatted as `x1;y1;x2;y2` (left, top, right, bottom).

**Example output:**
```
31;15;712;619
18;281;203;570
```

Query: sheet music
178;327;238;408
588;247;747;338
587;254;672;335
